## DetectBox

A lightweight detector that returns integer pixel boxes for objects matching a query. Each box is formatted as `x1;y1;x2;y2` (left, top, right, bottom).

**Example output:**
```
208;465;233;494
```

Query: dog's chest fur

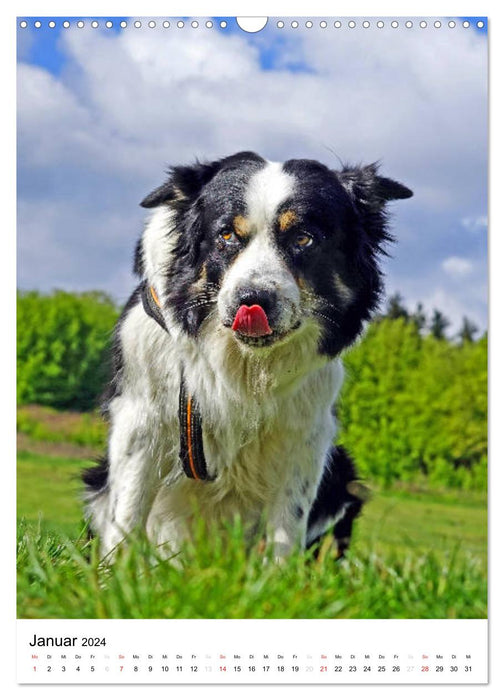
115;301;343;548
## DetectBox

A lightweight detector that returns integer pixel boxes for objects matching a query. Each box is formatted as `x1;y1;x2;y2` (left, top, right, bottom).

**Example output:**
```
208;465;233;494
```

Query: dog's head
138;151;412;357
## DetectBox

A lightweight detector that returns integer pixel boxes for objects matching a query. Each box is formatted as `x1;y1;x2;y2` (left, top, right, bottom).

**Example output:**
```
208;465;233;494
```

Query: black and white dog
83;151;412;560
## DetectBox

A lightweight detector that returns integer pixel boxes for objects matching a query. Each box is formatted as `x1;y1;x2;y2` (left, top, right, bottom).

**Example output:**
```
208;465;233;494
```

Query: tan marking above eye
278;210;298;232
233;215;250;238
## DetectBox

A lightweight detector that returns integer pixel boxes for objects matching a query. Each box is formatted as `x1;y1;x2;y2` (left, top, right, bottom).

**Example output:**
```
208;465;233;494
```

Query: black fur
306;446;369;558
82;455;109;493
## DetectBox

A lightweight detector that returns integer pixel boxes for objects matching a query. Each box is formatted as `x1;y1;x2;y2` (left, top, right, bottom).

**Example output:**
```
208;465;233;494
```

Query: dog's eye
294;233;313;249
219;231;239;245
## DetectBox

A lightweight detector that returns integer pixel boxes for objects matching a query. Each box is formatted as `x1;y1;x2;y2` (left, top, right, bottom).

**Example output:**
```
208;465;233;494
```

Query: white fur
86;161;346;561
245;161;296;229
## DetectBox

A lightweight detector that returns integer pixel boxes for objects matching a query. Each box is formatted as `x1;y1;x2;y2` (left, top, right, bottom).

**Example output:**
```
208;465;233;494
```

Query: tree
411;302;426;333
429;309;450;340
384;292;409;321
458;316;479;343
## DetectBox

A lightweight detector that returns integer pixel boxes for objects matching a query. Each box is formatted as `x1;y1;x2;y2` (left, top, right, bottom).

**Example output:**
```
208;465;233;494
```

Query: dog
83;151;412;560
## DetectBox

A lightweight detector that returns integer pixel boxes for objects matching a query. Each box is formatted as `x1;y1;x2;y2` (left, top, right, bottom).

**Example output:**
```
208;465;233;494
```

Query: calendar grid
17;619;488;684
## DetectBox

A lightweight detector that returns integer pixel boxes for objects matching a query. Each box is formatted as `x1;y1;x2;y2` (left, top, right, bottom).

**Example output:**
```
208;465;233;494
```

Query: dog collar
140;281;213;482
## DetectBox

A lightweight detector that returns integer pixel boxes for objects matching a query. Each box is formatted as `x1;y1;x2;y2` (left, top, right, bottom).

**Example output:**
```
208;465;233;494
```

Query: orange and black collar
140;281;213;482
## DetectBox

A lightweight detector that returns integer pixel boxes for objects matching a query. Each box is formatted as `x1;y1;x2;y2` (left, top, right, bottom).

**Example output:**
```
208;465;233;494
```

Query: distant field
17;430;487;619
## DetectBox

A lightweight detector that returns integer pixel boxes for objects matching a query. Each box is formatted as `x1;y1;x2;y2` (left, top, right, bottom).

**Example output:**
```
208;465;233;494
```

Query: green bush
17;290;118;411
338;319;487;489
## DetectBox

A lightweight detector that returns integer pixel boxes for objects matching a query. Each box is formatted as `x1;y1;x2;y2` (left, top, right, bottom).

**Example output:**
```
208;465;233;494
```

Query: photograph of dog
83;151;412;560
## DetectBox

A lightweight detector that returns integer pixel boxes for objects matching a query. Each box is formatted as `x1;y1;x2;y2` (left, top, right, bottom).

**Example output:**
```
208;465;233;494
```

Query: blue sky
17;17;488;334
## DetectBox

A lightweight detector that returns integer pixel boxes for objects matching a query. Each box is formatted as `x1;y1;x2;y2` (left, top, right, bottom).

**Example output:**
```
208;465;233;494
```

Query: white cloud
461;215;488;233
419;286;486;336
442;257;473;277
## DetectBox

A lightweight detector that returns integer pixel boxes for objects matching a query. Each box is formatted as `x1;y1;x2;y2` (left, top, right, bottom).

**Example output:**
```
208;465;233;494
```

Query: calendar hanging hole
237;17;268;33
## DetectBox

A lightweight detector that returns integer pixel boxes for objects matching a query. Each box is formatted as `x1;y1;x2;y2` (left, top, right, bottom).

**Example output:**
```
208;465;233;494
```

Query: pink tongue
232;304;273;337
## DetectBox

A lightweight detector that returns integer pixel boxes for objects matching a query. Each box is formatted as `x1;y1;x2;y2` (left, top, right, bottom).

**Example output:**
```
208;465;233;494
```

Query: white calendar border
4;0;501;697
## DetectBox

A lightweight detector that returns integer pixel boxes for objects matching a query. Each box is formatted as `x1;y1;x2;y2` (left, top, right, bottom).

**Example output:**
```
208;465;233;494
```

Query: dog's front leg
101;401;161;555
266;487;313;562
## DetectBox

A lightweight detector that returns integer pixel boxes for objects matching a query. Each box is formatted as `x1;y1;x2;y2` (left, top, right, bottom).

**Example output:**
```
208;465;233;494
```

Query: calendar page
15;8;489;688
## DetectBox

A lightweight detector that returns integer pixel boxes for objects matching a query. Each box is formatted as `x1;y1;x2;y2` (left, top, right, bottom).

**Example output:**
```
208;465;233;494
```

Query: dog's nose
235;287;278;318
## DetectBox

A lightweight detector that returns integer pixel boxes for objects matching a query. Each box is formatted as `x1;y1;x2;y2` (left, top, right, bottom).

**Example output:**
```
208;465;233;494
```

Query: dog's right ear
140;160;223;209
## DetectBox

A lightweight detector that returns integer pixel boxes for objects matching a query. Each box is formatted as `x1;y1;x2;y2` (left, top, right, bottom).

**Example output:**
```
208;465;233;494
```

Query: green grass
17;447;487;619
17;450;92;535
17;518;486;620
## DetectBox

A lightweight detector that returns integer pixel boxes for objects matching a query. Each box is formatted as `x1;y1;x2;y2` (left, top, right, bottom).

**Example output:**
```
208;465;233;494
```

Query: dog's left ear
337;163;413;212
140;160;223;209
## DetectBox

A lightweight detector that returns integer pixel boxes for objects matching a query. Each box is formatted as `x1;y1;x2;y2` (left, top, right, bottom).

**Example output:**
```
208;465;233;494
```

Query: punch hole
448;21;456;28
405;21;413;28
277;21;284;28
106;21;113;28
77;20;85;28
220;21;227;28
305;21;313;28
191;21;199;28
434;21;442;28
149;21;156;28
391;21;399;28
34;21;41;28
237;17;268;33
477;21;485;28
91;21;99;28
334;21;341;28
163;21;170;28
463;21;470;28
134;21;141;28
19;20;28;28
420;21;428;28
120;21;127;28
348;21;356;29
320;21;327;28
363;21;370;28
49;21;56;28
206;20;213;28
177;21;184;28
377;21;384;28
63;21;70;28
291;20;299;28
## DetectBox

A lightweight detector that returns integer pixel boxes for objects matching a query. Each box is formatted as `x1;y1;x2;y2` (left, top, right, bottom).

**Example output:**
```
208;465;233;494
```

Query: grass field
17;420;487;620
